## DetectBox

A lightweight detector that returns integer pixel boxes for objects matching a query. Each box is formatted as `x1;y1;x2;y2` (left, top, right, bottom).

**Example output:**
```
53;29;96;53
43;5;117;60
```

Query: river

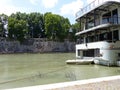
0;53;119;89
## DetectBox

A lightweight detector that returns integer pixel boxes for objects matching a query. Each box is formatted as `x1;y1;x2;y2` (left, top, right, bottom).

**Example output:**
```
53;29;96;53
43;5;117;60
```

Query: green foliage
3;12;76;42
8;16;28;42
44;12;71;41
8;12;45;42
72;22;80;31
0;19;3;36
71;22;80;41
27;13;45;38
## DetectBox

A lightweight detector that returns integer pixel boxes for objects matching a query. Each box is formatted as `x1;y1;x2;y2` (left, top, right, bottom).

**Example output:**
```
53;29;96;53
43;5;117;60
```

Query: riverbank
0;38;75;54
11;75;120;90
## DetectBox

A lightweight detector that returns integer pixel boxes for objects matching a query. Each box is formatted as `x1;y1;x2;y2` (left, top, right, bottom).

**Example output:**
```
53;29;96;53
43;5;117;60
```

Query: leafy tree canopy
44;12;71;41
1;12;77;42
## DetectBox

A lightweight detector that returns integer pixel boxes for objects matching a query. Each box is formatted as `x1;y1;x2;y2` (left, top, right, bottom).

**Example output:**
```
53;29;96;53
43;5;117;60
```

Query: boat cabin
75;0;120;66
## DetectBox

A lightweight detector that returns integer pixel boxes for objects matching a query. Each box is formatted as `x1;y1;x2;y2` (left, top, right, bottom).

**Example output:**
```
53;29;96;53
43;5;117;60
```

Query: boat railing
76;0;120;19
85;16;120;30
102;16;120;24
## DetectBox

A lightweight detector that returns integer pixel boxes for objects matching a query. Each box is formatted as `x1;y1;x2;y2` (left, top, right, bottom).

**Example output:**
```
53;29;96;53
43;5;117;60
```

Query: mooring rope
0;65;67;85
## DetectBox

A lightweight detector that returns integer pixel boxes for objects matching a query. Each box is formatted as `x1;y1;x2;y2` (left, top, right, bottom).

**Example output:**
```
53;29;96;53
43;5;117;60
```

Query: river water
0;53;120;89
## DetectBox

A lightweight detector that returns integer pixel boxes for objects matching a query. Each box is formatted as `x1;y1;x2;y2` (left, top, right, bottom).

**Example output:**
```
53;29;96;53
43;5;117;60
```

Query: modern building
75;0;120;66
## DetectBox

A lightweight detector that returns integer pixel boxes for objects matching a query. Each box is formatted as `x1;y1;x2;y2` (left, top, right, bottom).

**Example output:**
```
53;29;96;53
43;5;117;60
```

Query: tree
61;18;71;40
44;12;71;41
71;22;80;41
4;12;75;42
8;12;46;42
27;13;45;38
8;15;28;42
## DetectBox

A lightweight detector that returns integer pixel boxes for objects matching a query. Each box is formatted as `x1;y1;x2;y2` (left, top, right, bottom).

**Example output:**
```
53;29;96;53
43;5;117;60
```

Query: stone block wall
0;38;75;53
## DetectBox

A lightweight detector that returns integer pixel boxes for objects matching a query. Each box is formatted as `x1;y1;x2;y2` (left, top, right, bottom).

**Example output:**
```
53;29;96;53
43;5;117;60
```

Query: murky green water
0;53;120;89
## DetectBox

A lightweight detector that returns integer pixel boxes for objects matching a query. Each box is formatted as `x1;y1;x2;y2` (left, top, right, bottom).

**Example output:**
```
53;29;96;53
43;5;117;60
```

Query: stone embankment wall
0;38;75;53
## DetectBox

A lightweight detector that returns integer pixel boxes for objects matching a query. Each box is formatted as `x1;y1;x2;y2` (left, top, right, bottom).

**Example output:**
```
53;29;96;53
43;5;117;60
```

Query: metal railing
102;16;120;24
85;17;120;30
76;0;120;19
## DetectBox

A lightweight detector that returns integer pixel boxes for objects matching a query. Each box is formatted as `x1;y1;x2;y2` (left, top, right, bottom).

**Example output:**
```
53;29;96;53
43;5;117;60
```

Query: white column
80;51;83;59
76;49;78;57
76;49;83;59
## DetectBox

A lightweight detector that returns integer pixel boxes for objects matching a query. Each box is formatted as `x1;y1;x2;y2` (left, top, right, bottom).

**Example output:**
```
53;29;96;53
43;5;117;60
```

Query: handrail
76;0;120;19
76;16;120;35
85;16;120;30
102;16;120;24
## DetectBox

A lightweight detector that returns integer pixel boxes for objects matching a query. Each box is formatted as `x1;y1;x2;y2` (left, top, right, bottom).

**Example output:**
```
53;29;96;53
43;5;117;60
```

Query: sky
0;0;95;24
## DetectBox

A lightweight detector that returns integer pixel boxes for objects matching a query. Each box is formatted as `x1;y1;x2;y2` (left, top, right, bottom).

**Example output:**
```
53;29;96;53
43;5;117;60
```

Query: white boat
66;59;93;65
75;0;120;66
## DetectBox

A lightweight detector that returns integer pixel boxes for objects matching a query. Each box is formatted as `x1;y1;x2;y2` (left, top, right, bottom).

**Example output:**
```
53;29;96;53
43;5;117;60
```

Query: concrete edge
9;75;120;90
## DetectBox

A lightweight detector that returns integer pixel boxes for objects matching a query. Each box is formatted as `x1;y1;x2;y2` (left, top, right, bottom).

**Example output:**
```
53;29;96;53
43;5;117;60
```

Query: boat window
102;12;111;24
112;9;118;24
113;30;119;41
87;36;95;42
118;53;120;57
95;35;99;41
99;33;104;41
87;20;94;29
107;32;112;41
118;53;120;61
83;49;94;57
83;49;100;57
103;33;108;40
78;37;84;44
78;50;81;56
94;49;100;57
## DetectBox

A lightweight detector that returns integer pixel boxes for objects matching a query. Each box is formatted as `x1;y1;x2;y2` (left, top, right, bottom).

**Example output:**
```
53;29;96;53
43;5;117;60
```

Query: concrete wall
0;38;75;53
